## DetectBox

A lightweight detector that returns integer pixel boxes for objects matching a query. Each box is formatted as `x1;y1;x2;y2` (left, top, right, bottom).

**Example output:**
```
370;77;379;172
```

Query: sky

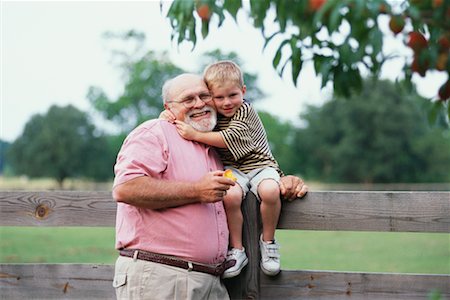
1;1;447;143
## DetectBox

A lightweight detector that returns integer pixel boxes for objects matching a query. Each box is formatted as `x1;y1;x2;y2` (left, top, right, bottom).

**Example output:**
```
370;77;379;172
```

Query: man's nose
193;96;206;108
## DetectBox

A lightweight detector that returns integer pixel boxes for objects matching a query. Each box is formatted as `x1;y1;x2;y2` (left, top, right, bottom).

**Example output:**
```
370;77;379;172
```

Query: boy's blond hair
203;60;244;91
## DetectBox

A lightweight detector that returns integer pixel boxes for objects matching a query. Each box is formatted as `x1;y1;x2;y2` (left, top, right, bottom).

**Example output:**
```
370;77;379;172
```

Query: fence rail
1;191;449;299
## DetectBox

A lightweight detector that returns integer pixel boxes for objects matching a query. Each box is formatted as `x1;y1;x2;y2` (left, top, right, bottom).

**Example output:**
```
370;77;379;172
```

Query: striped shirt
215;101;282;175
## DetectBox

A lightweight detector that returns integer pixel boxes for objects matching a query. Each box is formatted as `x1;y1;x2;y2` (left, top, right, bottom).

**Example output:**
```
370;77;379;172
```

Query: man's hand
195;170;236;203
279;175;308;201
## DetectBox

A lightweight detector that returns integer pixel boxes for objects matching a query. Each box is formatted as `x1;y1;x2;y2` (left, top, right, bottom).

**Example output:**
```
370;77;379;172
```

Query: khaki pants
113;256;230;300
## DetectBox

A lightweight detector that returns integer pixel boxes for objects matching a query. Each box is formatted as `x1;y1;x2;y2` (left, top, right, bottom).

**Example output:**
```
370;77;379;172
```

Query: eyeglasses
167;93;213;109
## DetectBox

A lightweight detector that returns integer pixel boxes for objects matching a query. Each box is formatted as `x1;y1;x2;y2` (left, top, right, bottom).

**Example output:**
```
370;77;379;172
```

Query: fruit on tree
436;53;448;71
309;0;326;11
196;4;211;20
407;32;428;53
432;0;444;8
389;15;405;35
438;36;450;53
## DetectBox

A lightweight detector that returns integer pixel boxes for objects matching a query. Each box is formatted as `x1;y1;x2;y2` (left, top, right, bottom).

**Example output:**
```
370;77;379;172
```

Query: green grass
277;230;450;274
0;227;116;264
1;227;448;274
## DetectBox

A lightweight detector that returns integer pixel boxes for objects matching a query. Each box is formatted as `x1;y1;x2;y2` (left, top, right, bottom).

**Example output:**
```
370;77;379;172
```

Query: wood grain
279;191;450;232
260;269;450;299
1;190;449;299
1;191;448;232
0;264;114;299
1;264;448;299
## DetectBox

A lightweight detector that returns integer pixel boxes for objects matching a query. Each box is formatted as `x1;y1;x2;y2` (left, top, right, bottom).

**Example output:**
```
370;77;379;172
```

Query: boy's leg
249;168;282;276
222;167;249;279
258;179;281;242
249;167;281;241
223;184;245;249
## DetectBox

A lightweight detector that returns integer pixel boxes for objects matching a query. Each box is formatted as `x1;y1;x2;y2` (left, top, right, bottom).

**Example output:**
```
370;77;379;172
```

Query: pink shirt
113;120;229;264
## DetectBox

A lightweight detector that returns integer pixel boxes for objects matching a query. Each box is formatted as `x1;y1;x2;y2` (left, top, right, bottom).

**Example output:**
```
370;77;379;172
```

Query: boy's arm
174;120;227;148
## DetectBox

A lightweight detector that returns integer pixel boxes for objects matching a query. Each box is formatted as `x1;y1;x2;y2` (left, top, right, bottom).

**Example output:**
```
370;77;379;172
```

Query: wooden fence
0;191;449;299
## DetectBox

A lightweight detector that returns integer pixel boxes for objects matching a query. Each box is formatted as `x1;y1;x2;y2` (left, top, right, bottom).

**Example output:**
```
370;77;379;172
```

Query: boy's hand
159;109;176;123
174;120;198;140
279;175;308;201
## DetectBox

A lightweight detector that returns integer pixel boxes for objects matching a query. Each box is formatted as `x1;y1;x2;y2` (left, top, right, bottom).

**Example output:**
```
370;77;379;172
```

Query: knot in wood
35;204;50;219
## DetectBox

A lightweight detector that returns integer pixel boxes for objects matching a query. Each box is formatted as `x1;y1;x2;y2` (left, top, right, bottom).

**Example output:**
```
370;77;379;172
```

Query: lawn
1;227;448;274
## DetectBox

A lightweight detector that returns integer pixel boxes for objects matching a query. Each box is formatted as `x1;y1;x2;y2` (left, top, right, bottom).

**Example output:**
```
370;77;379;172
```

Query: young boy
163;61;284;278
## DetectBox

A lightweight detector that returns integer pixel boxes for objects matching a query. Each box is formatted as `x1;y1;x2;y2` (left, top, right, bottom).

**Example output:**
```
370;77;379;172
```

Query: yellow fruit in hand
223;170;237;181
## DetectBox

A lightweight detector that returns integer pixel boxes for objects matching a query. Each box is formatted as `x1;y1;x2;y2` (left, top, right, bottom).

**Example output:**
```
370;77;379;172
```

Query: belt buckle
187;261;194;272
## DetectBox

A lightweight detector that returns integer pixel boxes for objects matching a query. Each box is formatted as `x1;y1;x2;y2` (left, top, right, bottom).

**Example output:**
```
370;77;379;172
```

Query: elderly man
112;73;308;300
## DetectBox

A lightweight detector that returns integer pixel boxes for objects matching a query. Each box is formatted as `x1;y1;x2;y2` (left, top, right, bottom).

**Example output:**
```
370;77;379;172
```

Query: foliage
166;0;450;124
88;30;266;132
258;111;298;175
292;79;450;183
0;140;11;175
87;50;183;133
7;105;113;186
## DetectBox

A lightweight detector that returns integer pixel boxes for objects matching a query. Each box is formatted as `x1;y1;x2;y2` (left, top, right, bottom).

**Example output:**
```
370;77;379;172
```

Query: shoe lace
263;242;280;259
227;248;241;260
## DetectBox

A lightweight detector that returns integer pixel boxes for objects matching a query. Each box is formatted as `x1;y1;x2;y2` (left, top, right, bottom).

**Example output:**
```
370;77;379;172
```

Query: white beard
185;107;217;132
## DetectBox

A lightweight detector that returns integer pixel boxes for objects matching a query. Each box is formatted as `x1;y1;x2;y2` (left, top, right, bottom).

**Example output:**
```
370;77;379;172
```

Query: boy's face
211;83;246;118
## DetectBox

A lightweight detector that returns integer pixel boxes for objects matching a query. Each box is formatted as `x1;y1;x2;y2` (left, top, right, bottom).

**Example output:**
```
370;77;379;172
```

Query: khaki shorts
113;256;229;300
225;167;280;201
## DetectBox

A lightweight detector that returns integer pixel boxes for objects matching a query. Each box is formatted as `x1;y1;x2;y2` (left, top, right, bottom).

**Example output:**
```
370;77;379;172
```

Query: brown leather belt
119;249;234;276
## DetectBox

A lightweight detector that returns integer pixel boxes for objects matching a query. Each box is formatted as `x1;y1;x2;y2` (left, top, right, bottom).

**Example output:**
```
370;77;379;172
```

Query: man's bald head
162;73;205;104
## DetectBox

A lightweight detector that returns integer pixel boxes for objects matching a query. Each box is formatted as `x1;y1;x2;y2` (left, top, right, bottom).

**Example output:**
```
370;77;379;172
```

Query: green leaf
428;101;442;125
369;28;383;57
291;39;302;86
279;57;290;77
272;48;282;69
276;0;287;32
319;57;333;88
263;31;280;50
223;0;242;20
328;3;344;32
201;19;209;39
313;0;338;28
273;39;290;70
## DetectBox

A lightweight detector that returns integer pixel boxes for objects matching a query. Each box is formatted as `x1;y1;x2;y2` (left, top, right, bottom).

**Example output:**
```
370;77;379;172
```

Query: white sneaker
259;235;281;276
222;248;248;279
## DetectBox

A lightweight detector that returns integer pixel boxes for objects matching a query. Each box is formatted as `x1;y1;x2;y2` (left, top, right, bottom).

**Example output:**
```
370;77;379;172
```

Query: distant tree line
2;32;450;186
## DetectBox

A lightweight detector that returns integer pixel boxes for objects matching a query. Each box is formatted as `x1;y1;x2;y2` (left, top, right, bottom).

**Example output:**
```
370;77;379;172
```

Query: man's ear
242;85;247;95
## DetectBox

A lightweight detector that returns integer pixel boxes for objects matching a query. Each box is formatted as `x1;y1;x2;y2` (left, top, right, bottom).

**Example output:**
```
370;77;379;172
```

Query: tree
292;79;450;183
0;140;11;175
88;31;266;132
258;111;298;175
7;105;112;187
166;0;450;124
87;50;184;133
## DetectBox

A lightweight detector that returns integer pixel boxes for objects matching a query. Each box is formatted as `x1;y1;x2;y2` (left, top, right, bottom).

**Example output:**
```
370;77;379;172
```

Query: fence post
224;193;261;299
